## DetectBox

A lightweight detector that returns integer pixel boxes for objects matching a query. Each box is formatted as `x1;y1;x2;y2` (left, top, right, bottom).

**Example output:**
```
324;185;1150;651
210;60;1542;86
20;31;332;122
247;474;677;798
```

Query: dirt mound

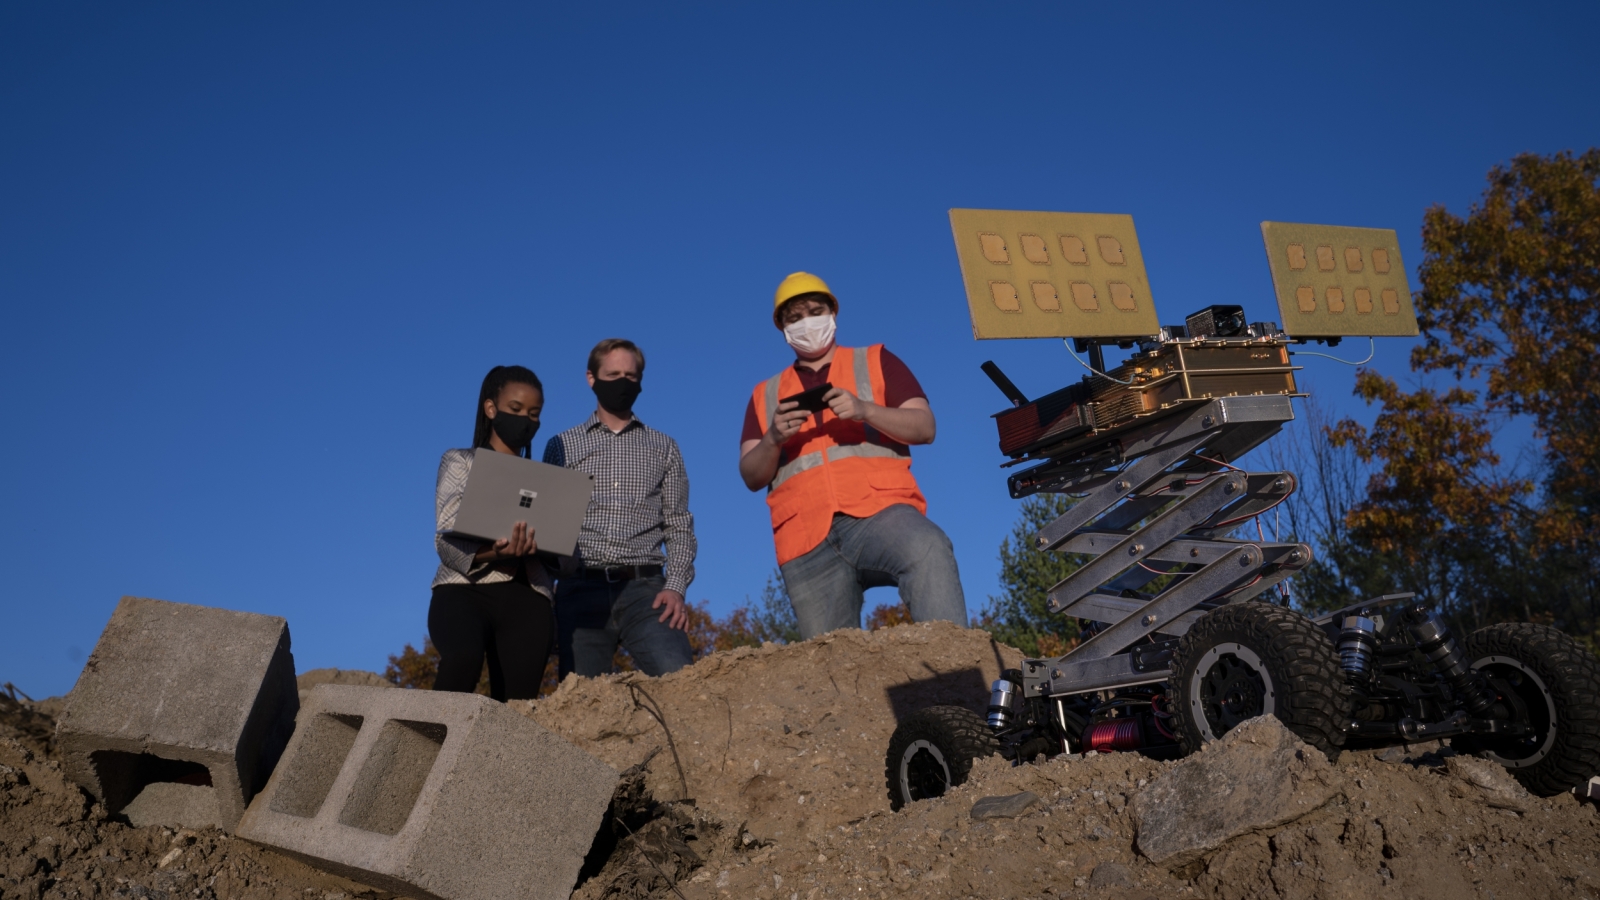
516;620;1600;899
692;733;1600;900
6;621;1600;900
294;668;393;704
517;620;1021;845
0;692;60;762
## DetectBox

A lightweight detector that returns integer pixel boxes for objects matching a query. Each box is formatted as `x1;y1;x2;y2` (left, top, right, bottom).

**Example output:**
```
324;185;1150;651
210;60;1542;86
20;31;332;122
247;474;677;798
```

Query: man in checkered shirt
543;338;697;678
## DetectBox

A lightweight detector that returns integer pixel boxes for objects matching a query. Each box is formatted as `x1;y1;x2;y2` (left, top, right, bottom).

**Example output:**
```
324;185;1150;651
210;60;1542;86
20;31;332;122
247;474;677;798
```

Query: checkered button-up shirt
543;412;696;595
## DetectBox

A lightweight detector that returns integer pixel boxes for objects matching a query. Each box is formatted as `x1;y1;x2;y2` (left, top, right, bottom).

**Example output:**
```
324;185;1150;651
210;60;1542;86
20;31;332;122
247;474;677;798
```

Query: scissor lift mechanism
1007;394;1312;707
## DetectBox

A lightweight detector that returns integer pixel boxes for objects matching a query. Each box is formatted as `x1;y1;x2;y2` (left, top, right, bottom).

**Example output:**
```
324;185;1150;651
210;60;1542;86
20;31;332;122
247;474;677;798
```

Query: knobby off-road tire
884;705;999;811
1170;601;1346;761
1453;622;1600;797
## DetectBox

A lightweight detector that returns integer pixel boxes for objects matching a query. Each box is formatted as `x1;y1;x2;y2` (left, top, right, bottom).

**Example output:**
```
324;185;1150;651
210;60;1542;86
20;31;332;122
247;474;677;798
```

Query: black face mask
490;407;539;450
593;376;642;415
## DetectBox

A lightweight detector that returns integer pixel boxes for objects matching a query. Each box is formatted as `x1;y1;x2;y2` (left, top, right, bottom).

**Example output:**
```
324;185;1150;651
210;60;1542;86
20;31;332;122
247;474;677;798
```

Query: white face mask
783;313;837;358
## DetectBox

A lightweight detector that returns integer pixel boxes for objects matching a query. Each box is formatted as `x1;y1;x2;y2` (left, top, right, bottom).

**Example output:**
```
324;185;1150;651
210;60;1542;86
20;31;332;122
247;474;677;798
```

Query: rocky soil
5;621;1600;900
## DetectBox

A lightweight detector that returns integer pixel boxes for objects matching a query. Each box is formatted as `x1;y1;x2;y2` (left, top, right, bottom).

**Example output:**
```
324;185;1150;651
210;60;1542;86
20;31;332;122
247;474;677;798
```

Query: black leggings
427;581;553;702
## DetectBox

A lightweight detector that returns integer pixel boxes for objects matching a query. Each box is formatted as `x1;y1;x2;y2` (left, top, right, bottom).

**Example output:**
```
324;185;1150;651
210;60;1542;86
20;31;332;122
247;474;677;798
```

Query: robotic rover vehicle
886;212;1600;808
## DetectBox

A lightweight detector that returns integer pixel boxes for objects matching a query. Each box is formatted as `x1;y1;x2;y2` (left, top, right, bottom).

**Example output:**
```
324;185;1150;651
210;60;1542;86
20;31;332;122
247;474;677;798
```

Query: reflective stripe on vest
771;442;908;489
764;346;906;490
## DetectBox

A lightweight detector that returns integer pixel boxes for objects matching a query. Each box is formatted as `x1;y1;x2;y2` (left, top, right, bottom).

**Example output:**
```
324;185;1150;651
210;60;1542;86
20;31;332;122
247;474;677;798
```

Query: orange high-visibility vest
750;345;927;565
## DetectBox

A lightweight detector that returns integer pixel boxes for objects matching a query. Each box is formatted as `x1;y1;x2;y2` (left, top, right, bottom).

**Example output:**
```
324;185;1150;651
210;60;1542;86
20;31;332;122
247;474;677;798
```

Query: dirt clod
970;791;1040;820
1088;860;1133;888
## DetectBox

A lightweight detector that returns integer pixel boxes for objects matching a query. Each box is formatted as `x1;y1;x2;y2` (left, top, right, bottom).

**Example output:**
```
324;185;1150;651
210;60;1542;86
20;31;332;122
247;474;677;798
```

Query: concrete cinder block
237;685;619;900
57;596;299;832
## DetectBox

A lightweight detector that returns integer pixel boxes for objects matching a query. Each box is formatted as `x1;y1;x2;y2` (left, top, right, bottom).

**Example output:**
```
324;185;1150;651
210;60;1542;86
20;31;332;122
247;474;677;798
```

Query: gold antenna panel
950;209;1161;341
1261;222;1420;338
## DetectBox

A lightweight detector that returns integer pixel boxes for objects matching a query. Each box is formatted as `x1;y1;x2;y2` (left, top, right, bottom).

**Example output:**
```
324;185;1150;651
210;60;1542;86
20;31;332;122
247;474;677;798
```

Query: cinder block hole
89;750;213;814
339;719;447;836
269;713;364;818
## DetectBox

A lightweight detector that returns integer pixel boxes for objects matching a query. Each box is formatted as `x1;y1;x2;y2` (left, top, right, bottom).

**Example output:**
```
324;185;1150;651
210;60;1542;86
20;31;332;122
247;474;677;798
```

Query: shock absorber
1403;601;1496;714
1338;616;1379;678
987;669;1021;729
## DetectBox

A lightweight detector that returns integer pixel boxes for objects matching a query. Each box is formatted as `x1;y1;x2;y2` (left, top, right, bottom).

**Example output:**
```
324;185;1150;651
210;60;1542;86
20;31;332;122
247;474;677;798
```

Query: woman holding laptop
430;364;553;701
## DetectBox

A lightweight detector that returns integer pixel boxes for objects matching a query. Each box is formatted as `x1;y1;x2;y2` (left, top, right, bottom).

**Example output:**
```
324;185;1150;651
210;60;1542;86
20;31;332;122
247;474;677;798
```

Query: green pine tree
979;493;1086;657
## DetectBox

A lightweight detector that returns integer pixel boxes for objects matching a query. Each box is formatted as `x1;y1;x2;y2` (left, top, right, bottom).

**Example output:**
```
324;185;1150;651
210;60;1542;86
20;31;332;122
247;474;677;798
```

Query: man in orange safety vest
738;272;967;639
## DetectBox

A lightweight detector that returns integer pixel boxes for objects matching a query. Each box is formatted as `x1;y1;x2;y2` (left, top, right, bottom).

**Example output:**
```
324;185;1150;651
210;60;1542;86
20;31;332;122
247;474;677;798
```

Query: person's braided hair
472;365;543;459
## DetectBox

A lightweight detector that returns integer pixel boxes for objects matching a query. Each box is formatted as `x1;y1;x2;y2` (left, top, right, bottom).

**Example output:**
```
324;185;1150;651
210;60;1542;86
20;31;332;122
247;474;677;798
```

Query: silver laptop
444;449;594;557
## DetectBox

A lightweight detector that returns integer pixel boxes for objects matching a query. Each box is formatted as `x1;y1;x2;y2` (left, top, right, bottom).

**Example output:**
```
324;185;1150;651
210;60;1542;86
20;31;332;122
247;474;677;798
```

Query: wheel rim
1189;642;1276;742
1471;655;1558;768
899;739;951;803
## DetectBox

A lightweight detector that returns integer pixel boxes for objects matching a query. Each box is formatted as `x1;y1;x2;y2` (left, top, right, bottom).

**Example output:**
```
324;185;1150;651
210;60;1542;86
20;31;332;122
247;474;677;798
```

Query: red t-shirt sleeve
878;347;926;408
741;396;764;444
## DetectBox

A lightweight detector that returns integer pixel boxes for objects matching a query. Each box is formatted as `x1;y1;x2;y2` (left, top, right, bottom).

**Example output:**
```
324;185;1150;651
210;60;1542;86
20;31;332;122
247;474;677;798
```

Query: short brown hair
587;338;646;377
774;291;837;328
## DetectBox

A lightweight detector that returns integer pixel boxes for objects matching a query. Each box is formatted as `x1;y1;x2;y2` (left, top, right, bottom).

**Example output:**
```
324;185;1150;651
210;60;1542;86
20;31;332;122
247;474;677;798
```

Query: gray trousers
779;504;967;640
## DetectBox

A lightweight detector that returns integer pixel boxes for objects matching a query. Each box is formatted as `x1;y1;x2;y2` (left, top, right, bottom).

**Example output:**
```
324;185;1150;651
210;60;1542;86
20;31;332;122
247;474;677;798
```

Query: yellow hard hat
773;272;837;327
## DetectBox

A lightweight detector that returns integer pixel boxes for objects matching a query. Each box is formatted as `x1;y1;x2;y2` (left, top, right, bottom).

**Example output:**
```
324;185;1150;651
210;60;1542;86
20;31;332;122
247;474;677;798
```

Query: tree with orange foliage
1327;376;1531;630
864;601;913;630
1412;149;1600;547
385;637;494;694
707;572;801;650
1324;149;1599;638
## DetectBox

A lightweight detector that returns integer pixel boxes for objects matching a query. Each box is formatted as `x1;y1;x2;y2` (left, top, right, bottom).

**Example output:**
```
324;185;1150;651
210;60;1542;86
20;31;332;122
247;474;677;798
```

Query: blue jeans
554;574;694;678
779;504;967;640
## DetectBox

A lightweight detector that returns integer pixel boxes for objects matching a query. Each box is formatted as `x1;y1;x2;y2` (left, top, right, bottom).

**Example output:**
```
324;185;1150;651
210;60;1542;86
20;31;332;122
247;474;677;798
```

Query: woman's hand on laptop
476;521;537;562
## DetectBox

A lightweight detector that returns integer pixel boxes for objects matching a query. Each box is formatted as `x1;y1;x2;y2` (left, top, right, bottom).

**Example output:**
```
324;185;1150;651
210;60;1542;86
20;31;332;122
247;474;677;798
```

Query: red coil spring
1085;718;1143;753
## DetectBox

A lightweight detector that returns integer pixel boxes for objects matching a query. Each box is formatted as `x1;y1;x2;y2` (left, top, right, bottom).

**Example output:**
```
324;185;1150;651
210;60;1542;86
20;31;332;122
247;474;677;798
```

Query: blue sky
4;2;1597;697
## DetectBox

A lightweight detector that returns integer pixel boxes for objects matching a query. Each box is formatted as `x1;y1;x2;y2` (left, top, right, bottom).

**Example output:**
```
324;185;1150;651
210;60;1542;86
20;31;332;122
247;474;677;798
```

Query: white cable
1062;339;1134;384
1289;336;1375;366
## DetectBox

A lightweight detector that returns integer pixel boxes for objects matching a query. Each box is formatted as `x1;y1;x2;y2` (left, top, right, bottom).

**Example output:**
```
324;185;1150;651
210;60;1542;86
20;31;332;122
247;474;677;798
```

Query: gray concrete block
237;685;619;900
57;596;299;832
